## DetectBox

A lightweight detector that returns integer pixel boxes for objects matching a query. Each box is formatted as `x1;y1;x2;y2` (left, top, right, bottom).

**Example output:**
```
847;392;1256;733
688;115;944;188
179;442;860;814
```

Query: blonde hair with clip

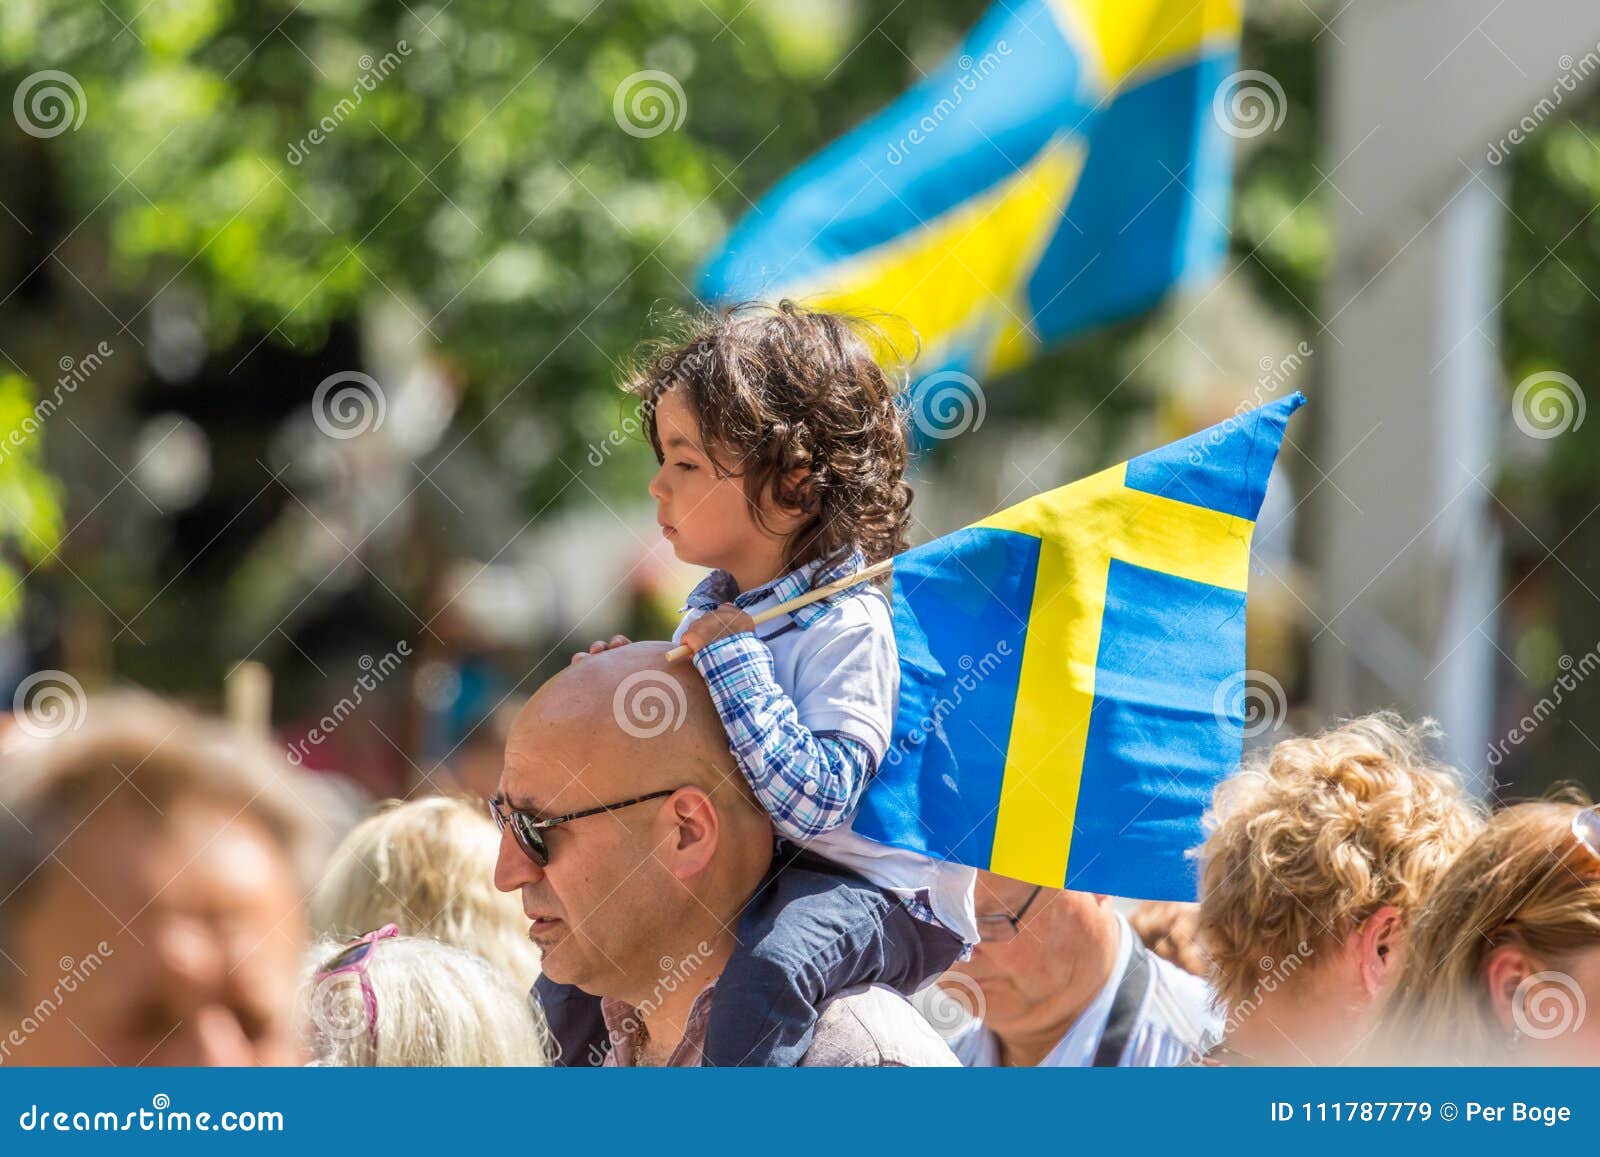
304;935;549;1066
310;796;542;990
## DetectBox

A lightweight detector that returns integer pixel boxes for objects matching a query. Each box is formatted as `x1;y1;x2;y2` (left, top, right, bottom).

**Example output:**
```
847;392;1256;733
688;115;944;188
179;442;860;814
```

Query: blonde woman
304;928;549;1066
311;796;541;990
1195;713;1483;1065
1373;801;1600;1065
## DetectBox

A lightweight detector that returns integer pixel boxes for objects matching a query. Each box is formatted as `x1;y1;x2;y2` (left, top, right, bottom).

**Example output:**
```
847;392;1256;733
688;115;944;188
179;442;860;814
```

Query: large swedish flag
853;393;1303;900
701;0;1241;375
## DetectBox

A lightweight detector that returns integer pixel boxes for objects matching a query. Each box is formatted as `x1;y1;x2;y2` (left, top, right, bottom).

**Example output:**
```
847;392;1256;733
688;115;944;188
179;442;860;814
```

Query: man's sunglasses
488;789;677;867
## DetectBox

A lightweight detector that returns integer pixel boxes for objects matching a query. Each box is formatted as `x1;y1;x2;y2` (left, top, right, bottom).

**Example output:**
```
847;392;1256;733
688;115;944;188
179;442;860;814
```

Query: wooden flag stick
225;660;273;736
665;557;896;661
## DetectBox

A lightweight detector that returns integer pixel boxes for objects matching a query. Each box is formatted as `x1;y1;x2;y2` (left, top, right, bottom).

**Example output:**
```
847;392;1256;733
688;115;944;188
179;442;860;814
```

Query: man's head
0;694;324;1066
946;872;1120;1038
493;643;771;1003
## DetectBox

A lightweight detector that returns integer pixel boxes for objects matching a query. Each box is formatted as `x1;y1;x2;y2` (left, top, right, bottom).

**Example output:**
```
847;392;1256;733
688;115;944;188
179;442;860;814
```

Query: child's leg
534;973;610;1067
702;851;965;1066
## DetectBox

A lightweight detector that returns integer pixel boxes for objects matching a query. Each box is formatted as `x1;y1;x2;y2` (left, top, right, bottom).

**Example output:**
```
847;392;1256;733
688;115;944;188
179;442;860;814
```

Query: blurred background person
310;795;542;992
302;928;548;1066
1195;713;1483;1065
1372;800;1600;1065
0;694;330;1066
929;873;1217;1067
1129;900;1209;978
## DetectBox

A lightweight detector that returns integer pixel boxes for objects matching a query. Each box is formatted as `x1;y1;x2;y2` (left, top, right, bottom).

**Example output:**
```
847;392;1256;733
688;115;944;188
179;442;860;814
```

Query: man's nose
143;1004;258;1067
493;826;543;891
188;1005;259;1066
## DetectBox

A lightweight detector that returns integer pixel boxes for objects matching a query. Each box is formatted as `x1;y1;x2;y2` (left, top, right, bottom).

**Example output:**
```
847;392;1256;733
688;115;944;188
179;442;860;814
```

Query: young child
542;301;978;1066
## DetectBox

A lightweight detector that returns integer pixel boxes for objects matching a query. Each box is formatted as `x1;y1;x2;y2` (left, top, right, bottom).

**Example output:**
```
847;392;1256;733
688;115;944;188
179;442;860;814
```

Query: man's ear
1355;904;1405;996
659;787;719;881
1483;944;1535;1035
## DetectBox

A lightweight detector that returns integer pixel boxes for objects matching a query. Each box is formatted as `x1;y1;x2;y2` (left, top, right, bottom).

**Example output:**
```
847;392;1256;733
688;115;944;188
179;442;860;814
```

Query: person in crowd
1194;712;1483;1065
1372;800;1600;1064
936;873;1217;1067
551;302;974;1066
0;694;326;1066
302;927;548;1066
1129;900;1209;978
493;641;960;1067
310;795;542;991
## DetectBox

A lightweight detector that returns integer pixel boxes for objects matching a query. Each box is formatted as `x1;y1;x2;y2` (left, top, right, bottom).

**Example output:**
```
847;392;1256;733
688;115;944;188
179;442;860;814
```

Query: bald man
493;642;957;1066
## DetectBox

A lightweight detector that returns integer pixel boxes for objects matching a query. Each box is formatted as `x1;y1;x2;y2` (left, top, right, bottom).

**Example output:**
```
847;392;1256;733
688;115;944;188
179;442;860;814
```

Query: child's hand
571;634;630;664
679;604;756;653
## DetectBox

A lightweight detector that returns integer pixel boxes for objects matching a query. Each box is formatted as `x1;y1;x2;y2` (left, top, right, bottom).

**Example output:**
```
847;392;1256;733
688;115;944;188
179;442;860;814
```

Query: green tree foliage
0;373;64;622
2;0;995;512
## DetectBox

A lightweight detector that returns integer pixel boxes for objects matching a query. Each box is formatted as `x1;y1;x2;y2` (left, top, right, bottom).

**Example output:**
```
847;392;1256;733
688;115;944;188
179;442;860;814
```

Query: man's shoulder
1141;952;1222;1057
800;985;961;1068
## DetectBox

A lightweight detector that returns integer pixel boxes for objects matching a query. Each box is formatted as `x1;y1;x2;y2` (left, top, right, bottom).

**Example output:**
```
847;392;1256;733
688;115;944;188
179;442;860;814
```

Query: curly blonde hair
1372;799;1600;1063
1197;713;1483;1007
310;796;541;990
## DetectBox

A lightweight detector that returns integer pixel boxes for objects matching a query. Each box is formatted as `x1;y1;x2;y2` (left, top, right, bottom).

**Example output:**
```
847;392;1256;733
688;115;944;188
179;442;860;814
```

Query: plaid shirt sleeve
691;630;875;842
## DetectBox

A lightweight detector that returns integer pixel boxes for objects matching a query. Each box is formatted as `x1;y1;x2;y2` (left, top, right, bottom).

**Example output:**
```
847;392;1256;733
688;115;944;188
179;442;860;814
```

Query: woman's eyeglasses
975;885;1045;943
488;789;677;868
1570;806;1600;871
314;924;398;1055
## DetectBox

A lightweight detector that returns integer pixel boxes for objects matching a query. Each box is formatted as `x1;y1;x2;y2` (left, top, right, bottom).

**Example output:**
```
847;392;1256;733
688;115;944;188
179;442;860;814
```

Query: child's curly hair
627;301;914;571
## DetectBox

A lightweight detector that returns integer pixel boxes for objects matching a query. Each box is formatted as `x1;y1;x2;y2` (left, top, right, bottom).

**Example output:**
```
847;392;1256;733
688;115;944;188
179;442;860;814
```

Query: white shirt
677;562;978;943
946;915;1220;1067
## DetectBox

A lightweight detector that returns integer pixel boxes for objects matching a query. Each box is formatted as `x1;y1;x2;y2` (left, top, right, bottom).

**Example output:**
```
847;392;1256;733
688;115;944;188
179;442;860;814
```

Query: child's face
647;386;791;581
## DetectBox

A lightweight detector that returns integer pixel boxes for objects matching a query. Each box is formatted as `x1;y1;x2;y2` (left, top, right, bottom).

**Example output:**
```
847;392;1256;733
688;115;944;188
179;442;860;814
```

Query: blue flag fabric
852;392;1304;900
700;0;1243;377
